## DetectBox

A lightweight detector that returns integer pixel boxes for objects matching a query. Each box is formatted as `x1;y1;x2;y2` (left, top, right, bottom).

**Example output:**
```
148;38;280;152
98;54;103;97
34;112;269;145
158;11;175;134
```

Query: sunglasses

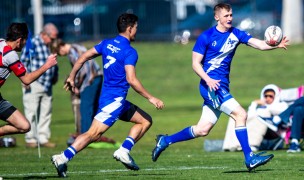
264;94;274;98
45;33;56;41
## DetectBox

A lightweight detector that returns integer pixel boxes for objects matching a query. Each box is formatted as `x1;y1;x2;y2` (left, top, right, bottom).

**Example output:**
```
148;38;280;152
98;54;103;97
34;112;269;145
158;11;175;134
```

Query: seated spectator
223;84;288;151
265;96;304;153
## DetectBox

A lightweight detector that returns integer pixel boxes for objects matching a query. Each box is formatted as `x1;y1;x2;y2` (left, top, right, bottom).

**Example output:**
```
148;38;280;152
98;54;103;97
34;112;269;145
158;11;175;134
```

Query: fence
0;0;286;42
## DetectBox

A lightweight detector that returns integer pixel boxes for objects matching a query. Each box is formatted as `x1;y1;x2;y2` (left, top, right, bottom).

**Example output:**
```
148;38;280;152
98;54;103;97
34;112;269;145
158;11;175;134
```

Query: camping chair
264;85;304;150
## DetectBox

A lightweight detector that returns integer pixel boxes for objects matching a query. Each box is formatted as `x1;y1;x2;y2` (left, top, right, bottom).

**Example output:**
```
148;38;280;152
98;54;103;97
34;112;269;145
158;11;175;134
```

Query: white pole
282;0;303;44
31;0;43;35
30;0;43;158
34;112;41;158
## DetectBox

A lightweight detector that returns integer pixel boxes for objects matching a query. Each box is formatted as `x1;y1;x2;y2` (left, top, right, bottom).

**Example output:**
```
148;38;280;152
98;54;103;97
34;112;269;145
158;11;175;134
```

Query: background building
0;0;302;43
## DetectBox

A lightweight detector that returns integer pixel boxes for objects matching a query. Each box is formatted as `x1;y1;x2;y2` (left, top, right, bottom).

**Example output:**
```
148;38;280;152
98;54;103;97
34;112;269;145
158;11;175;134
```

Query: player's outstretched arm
125;65;164;110
247;37;289;50
64;47;99;92
19;54;57;85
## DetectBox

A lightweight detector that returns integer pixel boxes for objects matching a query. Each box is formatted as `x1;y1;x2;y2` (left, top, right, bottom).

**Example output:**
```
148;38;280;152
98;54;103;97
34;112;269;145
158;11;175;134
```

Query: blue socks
121;136;135;152
235;126;252;162
165;126;196;144
63;137;135;161
63;146;77;161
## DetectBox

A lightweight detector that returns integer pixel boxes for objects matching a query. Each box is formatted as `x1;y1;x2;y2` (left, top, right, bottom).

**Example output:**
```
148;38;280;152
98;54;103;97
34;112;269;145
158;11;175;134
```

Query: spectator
20;23;59;148
270;96;304;153
53;39;103;134
0;23;57;140
223;84;288;151
52;39;120;148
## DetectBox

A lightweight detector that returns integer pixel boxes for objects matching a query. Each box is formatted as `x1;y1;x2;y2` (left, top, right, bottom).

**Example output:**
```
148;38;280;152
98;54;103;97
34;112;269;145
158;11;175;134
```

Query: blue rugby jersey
193;26;252;84
94;35;138;94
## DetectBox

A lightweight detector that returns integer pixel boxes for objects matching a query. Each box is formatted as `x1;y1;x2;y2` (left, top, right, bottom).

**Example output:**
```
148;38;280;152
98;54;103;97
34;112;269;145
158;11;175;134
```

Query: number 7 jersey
94;35;138;93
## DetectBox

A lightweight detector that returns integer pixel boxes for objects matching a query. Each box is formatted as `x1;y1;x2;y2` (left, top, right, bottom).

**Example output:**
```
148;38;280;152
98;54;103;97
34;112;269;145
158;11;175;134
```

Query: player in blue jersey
152;3;289;172
51;13;164;177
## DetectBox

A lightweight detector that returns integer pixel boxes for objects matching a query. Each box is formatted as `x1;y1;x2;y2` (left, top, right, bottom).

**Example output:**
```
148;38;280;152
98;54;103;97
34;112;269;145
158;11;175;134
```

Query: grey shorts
0;94;17;120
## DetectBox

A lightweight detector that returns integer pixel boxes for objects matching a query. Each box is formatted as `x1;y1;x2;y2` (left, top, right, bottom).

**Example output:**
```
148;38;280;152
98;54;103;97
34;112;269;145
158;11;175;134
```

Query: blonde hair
214;3;231;16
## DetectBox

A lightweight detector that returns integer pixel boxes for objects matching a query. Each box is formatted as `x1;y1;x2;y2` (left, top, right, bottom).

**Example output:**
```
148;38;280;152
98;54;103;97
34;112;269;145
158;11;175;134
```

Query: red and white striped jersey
0;39;26;88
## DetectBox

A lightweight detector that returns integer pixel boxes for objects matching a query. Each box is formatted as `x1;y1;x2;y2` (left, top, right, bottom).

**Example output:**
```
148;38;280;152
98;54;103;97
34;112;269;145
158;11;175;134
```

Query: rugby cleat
113;149;139;170
51;154;68;178
152;134;169;162
245;152;274;172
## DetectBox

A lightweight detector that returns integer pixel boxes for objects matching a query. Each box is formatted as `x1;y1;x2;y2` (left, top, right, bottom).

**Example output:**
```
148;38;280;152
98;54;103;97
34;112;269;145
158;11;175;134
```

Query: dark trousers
290;106;304;140
80;76;103;133
279;96;304;140
279;96;304;123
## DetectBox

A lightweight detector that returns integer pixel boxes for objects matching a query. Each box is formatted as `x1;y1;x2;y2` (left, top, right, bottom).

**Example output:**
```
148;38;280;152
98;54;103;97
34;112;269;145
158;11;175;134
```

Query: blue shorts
199;81;233;109
94;92;137;126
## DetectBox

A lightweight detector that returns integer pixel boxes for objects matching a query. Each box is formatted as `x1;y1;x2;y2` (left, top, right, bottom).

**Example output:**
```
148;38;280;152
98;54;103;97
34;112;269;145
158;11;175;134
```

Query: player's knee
241;111;247;122
235;109;247;121
143;115;153;127
20;122;31;133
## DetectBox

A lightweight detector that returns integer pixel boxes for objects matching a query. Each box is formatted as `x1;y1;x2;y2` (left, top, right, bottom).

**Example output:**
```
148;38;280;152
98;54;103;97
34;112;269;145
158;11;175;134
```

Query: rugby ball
264;25;283;46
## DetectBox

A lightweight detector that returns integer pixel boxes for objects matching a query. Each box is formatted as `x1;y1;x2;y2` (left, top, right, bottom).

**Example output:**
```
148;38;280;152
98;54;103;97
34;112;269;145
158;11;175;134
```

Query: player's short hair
213;3;231;16
117;13;138;33
6;22;28;41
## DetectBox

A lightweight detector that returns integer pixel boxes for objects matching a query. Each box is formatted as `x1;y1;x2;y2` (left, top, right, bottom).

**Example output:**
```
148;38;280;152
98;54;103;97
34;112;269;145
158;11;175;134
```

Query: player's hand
277;36;289;50
206;78;221;91
149;97;165;110
63;77;75;92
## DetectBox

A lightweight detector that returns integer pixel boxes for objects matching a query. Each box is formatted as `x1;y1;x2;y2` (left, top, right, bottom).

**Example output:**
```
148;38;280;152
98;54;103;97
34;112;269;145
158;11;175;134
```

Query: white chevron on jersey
206;33;239;73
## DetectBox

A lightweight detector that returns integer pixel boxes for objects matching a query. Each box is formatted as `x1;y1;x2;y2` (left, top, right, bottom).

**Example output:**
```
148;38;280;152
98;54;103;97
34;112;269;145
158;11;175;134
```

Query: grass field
0;41;304;179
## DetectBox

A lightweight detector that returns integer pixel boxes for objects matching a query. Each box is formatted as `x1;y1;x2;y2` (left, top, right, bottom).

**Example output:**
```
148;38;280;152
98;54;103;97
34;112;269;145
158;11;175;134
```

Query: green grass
0;41;304;179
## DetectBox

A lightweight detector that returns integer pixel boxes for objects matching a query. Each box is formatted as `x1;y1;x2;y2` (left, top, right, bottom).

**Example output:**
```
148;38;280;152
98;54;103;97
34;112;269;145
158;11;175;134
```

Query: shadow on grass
106;173;169;177
223;169;273;173
2;175;57;179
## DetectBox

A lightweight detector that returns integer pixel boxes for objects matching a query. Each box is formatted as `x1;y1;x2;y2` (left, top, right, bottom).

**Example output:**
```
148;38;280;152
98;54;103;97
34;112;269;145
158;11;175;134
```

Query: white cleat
113;149;139;170
51;154;68;178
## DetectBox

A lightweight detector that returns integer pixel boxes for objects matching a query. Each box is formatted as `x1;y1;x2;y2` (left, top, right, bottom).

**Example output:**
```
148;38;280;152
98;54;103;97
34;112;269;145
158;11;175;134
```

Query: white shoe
113;149;139;170
51;154;68;177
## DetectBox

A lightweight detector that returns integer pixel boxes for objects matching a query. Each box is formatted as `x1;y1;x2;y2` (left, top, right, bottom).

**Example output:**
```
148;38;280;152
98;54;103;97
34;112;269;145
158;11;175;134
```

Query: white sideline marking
1;166;227;177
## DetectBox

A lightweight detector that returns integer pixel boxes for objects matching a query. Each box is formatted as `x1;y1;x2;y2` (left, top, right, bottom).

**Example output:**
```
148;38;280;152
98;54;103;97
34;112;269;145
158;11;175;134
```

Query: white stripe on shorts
94;97;123;122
